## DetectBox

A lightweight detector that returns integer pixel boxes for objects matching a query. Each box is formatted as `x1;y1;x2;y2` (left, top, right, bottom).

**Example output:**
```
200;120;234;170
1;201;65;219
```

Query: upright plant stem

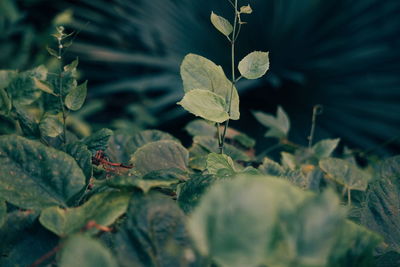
219;0;238;154
57;37;67;145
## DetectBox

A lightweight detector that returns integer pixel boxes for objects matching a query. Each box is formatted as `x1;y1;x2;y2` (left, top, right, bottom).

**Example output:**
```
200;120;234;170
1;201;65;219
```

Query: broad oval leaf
130;140;189;175
180;54;239;120
238;51;269;79
189;175;307;267
39;113;64;138
59;234;118;267
39;191;131;237
312;138;340;159
0;135;86;209
115;193;197;267
177;89;229;123
65;80;87;111
81;128;113;153
210;12;233;37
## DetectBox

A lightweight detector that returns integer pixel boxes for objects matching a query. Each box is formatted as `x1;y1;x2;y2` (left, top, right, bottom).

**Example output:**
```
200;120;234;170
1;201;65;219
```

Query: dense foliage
0;1;399;267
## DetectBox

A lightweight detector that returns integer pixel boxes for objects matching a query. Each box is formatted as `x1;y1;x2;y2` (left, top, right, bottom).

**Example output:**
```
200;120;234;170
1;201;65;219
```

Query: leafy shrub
0;1;399;267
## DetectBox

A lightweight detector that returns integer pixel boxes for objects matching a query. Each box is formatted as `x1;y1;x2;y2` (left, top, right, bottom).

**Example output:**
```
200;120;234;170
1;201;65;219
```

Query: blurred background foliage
2;0;400;155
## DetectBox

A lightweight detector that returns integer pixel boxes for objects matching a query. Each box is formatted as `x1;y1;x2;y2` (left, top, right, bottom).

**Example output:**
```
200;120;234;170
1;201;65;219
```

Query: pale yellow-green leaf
238;51;270;79
65;80;87;111
210;12;233;37
177;89;230;123
33;77;58;96
39;113;63;137
240;5;253;14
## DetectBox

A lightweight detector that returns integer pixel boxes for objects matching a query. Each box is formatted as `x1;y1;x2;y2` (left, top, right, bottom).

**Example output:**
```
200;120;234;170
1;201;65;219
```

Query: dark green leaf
59;234;118;267
65;80;87;111
0;135;86;209
65;142;93;183
0;200;6;227
39;113;64;138
0;88;12;115
39;191;130;237
0;70;18;89
46;46;59;57
14;105;40;138
258;157;285;176
81;128;113;153
115;193;198;267
130;140;189;175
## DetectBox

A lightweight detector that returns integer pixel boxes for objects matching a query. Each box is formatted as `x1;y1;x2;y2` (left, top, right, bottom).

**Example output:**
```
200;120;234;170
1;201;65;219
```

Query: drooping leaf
253;106;290;139
130;140;189;175
180;54;239;120
238;51;269;79
0;135;86;209
0;200;6;227
81;128;113;153
106;168;184;193
206;152;236;175
39;191;130;237
178;89;230;123
39;113;64;138
115;193;198;267
312;138;340;159
65;142;93;182
65;80;87;111
33;77;57;96
319;158;371;191
210;12;233;37
59;234;118;267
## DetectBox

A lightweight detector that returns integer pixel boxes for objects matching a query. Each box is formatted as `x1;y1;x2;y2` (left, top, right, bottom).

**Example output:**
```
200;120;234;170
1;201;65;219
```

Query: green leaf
233;133;256;149
65;142;93;183
59;234;118;267
0;135;86;209
64;57;79;72
106;168;184;193
360;156;400;254
180;53;240;120
258;157;285;176
39;191;130;237
130;140;189;175
189;175;307;267
312;138;340;159
253;106;290;139
0;200;6;228
65;80;87;111
81;128;113;153
46;46;59;57
210;12;233;37
0;70;18;89
329;220;382;267
13;105;40;138
185;119;216;137
115;193;197;267
206;152;236;175
238;51;269;79
178;89;230;123
281;151;297;170
0;87;12;115
177;173;215;214
39;113;64;138
319;158;371;191
7;65;47;105
33;77;58;96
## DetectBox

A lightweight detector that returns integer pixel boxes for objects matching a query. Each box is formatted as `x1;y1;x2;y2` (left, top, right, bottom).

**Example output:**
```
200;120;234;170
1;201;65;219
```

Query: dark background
2;0;400;156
